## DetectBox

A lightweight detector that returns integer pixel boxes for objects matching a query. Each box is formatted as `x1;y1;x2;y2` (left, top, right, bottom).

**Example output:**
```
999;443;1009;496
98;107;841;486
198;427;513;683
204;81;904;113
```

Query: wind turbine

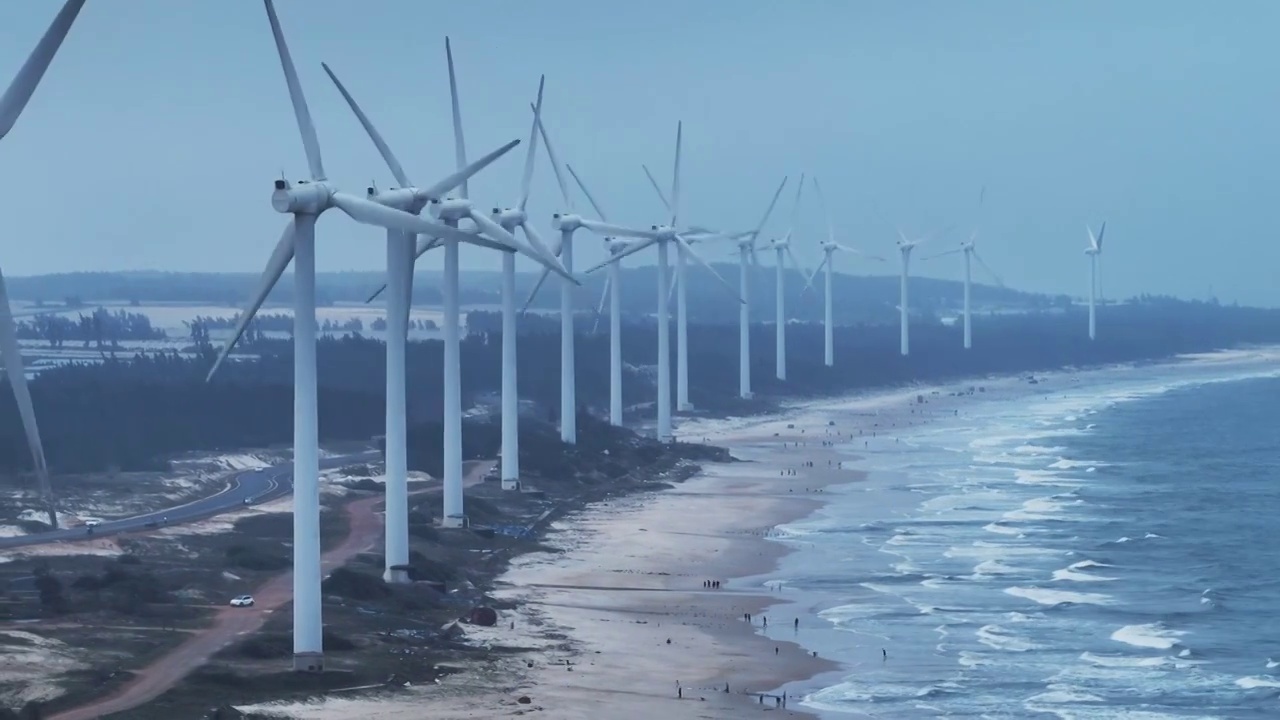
804;176;885;366
891;222;948;357
922;233;1002;349
0;0;85;530
206;1;515;670
729;178;788;398
638;158;736;412
429;39;574;523
767;173;808;381
483;81;560;491
1085;222;1106;340
579;123;740;440
565;164;629;427
320;65;555;570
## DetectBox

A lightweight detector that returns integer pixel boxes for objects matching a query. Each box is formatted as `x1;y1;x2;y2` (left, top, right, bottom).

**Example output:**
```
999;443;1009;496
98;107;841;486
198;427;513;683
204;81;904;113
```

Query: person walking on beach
794;618;799;630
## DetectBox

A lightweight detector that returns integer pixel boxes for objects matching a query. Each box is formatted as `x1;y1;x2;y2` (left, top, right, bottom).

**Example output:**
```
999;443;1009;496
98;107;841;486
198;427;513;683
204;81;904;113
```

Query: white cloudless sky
1;0;1276;305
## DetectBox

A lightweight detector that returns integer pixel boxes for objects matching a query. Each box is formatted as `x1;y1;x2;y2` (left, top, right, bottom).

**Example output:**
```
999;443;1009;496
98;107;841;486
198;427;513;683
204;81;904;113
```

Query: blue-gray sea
767;355;1280;718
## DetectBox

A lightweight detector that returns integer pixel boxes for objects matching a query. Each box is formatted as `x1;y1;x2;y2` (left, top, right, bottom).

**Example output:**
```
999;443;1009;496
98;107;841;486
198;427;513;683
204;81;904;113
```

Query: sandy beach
236;350;1280;719
235;370;1018;719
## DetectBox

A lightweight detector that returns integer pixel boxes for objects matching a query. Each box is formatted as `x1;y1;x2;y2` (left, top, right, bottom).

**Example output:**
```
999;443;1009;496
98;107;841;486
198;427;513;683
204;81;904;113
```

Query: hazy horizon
2;1;1276;306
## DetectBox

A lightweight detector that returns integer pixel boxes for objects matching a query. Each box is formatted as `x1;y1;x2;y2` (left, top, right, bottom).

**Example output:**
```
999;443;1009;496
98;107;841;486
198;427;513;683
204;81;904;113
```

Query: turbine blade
811;176;836;245
518;75;545;211
593;274;611;333
584;238;659;273
579;219;661;240
422;138;520;201
0;0;85;141
835;243;886;261
321;62;411;189
667;258;680;305
522;267;552;313
749;176;788;242
642;164;672;213
801;255;829;294
785;246;809;281
519;221;559;268
472;211;575;283
207;220;296;381
445;37;468;198
674;234;742;303
0;269;52;509
1096;221;1107;250
331;191;477;241
972;249;1005;287
532;104;572;209
264;0;325;181
921;248;964;260
785;172;805;241
671;121;683;226
566;164;609;221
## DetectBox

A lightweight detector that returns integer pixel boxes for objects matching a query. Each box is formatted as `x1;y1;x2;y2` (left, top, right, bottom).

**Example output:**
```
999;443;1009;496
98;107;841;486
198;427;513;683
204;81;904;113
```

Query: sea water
771;354;1280;718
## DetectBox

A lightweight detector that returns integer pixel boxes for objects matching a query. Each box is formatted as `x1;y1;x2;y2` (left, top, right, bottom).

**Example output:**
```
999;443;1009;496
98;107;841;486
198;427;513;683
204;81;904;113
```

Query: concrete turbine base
383;566;410;584
501;479;521;491
293;652;324;673
443;514;469;529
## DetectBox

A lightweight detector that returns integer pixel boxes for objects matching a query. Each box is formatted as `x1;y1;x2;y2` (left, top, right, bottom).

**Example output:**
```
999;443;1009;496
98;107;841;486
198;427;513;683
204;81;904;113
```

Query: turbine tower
804;176;885;366
322;66;560;565
207;0;517;670
517;115;589;445
767;174;807;381
488;81;557;491
566;165;629;427
891;224;948;357
1085;222;1106;340
731;177;788;398
428;39;573;525
0;0;86;530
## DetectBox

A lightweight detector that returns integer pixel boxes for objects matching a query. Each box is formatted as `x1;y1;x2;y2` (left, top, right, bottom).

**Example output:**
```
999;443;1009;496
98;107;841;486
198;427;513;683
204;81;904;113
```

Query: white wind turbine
1085;221;1106;340
205;0;518;670
0;0;86;530
320;68;558;572
804;176;885;366
767;173;808;381
727;177;788;399
891;223;949;357
639;159;738;412
579;123;740;440
330;40;571;525
922;215;1003;350
565;164;630;427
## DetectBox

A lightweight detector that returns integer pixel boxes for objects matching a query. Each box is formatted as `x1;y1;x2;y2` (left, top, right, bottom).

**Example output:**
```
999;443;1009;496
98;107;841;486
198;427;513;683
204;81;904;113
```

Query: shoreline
230;345;1280;719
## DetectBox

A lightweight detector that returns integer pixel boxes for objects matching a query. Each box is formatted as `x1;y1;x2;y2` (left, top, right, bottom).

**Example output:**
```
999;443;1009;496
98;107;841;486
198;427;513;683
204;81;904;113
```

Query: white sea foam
1267;658;1280;669
1049;458;1098;470
983;522;1023;536
1235;676;1280;690
945;541;1059;560
1005;586;1113;606
1079;651;1169;668
1053;560;1117;582
1027;687;1105;704
972;559;1023;577
976;624;1041;652
1111;623;1184;650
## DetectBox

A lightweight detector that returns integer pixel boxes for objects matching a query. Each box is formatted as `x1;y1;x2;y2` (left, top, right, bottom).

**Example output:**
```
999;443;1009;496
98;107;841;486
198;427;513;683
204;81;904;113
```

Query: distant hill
4;267;1068;327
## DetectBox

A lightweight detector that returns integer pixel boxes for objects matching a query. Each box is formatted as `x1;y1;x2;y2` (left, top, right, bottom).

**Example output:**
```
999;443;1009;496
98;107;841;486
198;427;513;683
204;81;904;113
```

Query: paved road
0;450;380;550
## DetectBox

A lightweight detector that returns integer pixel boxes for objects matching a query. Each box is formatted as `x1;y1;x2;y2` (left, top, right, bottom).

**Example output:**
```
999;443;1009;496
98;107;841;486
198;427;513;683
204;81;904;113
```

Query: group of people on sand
702;579;722;589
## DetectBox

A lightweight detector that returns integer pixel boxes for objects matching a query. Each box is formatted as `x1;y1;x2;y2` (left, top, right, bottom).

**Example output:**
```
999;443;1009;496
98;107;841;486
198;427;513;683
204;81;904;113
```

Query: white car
229;595;255;607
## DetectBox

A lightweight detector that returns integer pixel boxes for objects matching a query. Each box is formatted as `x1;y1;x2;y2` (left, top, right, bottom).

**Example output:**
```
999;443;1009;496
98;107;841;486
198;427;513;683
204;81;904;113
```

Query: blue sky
1;0;1276;305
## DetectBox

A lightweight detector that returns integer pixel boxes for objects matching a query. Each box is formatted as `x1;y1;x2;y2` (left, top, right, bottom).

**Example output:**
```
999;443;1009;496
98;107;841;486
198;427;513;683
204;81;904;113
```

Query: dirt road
51;461;493;720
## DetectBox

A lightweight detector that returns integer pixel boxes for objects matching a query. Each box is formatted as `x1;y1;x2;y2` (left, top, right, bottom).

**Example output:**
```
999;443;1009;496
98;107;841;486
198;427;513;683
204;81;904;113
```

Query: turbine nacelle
492;207;525;229
552;213;583;232
272;180;335;215
429;196;473;222
606;238;627;255
368;187;421;213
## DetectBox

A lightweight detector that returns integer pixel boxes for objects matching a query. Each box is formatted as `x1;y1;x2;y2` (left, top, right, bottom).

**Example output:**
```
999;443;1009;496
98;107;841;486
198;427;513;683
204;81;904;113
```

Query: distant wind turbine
767;174;808;380
922;233;1003;349
893;224;949;357
1085;222;1107;340
804;177;885;366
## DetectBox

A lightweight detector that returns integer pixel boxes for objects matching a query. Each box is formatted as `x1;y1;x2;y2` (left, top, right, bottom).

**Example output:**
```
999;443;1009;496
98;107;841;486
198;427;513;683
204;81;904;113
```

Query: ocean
770;353;1280;718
